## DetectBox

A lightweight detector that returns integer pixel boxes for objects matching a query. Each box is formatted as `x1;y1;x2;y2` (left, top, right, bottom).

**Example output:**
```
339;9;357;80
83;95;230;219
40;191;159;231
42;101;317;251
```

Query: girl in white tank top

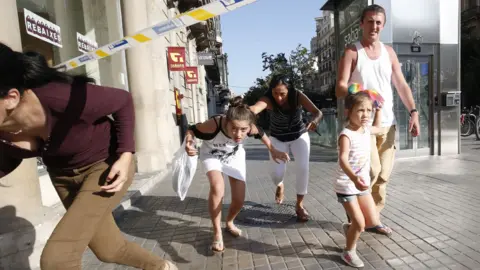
336;91;392;268
184;97;289;253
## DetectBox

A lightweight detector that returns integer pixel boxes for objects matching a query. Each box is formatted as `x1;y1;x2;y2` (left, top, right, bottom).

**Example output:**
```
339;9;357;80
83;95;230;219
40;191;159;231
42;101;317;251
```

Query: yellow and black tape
54;0;258;71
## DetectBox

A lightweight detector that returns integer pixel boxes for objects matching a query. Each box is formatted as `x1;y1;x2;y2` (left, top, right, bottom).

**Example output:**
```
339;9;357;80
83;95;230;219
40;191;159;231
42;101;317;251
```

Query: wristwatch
409;109;418;116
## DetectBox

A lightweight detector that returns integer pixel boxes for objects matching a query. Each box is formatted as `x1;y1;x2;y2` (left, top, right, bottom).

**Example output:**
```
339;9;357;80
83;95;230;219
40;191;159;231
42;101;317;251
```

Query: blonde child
335;91;392;268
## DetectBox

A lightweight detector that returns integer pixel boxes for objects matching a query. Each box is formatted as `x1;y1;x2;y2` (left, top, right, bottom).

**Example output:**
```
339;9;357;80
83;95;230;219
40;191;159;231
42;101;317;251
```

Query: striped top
334;127;371;195
268;103;306;142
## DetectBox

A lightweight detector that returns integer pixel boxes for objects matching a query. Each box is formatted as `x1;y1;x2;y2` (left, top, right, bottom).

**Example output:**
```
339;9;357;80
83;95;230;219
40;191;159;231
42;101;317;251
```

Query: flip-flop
275;185;284;204
366;224;392;237
296;207;309;222
225;226;242;237
211;240;225;253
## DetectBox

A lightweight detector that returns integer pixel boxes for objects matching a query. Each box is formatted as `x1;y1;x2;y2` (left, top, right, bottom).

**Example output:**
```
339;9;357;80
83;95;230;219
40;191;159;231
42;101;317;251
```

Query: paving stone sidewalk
84;138;480;270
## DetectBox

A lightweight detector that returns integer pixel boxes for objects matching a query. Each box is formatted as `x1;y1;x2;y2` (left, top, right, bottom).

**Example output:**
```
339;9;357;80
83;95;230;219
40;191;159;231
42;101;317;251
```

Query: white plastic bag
171;139;198;201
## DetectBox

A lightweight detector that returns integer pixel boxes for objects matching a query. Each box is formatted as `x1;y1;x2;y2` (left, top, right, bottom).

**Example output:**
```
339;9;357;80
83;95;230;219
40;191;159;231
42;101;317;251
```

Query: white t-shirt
334;127;371;195
199;118;246;181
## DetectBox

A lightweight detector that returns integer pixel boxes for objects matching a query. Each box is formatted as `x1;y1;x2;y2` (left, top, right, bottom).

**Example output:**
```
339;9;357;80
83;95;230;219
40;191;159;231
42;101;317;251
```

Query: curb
112;169;170;218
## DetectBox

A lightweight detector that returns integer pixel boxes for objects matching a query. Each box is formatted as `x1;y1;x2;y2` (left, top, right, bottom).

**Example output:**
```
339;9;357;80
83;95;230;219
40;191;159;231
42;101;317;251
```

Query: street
83;137;480;270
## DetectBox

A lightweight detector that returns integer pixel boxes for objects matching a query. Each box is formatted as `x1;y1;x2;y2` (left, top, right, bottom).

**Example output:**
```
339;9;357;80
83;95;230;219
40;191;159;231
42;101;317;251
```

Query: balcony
219;89;232;100
177;0;204;13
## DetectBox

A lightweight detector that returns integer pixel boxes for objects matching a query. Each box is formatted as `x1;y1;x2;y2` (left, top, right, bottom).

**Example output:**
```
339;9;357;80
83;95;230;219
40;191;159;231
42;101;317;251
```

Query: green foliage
243;44;317;104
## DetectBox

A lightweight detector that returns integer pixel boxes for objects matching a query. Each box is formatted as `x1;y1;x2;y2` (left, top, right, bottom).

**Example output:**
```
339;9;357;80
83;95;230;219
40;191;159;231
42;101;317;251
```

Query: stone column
50;0;86;76
0;3;42;268
0;0;43;228
122;0;164;172
82;0;129;90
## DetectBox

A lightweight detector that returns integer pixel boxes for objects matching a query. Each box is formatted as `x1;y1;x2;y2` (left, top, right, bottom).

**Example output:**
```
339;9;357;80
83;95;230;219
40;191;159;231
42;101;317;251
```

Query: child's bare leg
207;171;225;251
225;177;245;237
342;197;365;250
340;196;365;268
358;193;392;235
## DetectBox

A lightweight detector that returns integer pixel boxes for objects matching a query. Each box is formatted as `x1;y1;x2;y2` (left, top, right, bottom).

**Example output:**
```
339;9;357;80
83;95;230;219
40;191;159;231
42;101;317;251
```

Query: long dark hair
0;42;95;98
266;74;298;112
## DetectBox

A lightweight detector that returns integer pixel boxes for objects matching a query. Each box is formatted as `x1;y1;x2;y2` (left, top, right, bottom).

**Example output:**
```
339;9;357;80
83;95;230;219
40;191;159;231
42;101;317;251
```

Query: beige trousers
370;126;396;213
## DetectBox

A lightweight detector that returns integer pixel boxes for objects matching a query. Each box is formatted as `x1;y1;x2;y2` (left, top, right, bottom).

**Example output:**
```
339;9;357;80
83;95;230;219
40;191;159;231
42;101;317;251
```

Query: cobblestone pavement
84;137;480;269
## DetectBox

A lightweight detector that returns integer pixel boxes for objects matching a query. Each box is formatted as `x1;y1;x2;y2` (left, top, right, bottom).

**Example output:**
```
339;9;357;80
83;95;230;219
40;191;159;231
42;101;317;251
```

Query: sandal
366;224;392;237
225;225;242;237
296;207;309;222
275;185;284;204
211;240;225;253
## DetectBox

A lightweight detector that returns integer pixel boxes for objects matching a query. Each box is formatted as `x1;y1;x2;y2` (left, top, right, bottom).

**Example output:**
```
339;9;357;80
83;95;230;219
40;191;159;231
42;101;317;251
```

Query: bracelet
409;109;418;116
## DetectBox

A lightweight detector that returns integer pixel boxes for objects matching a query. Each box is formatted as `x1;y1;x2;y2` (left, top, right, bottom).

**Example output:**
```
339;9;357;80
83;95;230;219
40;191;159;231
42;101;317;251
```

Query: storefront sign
24;9;62;48
77;33;98;53
185;67;199;84
198;52;215;65
168;47;186;71
339;19;362;54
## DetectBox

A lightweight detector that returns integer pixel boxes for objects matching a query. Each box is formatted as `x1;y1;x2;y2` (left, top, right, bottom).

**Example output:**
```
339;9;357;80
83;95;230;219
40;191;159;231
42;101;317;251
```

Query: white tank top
349;42;395;127
334;127;371;195
199;117;244;164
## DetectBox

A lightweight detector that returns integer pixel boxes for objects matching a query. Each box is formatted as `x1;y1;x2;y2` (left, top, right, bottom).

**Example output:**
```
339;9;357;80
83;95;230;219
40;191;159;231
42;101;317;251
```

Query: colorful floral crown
347;83;384;108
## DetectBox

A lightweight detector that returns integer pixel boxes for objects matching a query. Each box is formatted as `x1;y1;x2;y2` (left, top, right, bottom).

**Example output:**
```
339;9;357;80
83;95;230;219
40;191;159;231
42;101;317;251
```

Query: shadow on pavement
117;196;344;266
245;147;338;163
0;205;35;270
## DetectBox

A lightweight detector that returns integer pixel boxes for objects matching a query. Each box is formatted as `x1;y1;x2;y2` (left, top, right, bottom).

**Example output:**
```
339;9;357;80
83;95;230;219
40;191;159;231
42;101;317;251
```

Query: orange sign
185;66;198;84
167;47;186;71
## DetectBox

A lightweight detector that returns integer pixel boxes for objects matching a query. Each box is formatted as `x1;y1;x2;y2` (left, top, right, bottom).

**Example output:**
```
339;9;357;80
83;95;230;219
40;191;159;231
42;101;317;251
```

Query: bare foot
275;184;284;204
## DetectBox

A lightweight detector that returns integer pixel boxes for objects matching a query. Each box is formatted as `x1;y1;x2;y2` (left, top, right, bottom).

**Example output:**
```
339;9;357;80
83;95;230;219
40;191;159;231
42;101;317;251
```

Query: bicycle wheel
467;119;476;136
461;118;472;136
476;117;480;140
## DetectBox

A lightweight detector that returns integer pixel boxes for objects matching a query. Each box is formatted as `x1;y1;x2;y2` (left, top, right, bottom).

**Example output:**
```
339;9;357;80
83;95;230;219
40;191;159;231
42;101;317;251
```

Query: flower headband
347;83;384;108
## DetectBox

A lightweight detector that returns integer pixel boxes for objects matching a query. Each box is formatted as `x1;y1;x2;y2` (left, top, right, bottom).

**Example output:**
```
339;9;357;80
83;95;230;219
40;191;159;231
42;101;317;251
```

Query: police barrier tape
54;0;257;71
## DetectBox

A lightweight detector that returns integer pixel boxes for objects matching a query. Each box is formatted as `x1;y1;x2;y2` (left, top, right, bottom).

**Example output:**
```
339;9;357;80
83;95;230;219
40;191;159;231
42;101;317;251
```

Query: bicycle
461;106;477;137
473;106;480;140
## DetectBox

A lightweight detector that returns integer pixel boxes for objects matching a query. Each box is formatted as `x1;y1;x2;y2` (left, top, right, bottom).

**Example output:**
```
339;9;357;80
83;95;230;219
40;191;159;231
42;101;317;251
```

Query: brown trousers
370;126;396;213
40;159;167;270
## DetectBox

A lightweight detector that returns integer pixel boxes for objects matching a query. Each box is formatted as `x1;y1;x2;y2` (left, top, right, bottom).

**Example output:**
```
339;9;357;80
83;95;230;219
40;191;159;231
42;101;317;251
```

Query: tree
242;44;318;130
261;44;317;92
243;44;317;104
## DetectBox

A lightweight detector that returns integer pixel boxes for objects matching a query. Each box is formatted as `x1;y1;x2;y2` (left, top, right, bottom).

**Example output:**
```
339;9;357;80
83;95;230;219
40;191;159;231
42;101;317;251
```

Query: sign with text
24;9;62;47
197;52;215;65
167;47;186;71
185;67;199;84
339;18;362;55
77;33;98;53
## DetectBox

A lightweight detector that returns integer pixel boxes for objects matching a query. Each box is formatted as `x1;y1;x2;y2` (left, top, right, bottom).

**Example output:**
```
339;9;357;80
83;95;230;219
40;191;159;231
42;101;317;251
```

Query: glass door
394;56;433;157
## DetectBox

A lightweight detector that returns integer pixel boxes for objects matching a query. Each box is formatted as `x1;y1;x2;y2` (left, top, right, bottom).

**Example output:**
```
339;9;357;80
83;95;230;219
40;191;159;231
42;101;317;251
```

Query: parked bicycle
461;107;476;137
475;109;480;140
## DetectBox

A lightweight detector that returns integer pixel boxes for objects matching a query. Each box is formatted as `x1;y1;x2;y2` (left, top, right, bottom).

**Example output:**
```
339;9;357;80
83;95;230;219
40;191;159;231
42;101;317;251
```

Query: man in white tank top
335;5;420;217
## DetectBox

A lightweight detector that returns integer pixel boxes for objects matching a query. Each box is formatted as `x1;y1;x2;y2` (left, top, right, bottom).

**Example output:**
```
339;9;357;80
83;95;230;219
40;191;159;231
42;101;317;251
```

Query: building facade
0;0;229;268
314;11;336;95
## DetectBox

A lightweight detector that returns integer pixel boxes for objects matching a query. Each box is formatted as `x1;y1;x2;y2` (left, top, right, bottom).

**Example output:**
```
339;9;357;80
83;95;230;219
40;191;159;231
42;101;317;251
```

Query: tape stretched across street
54;0;257;71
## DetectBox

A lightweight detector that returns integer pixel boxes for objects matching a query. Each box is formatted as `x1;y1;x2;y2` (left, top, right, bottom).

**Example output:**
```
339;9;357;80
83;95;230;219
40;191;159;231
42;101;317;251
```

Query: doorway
394;55;434;158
